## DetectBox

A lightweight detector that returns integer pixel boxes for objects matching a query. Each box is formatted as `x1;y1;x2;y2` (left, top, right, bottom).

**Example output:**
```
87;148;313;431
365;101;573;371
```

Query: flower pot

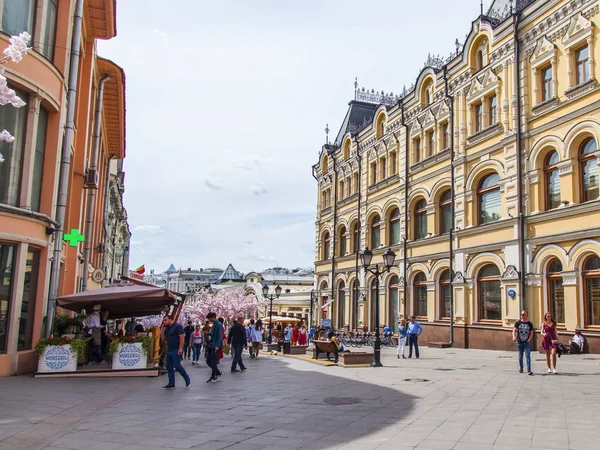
112;342;147;370
37;344;78;373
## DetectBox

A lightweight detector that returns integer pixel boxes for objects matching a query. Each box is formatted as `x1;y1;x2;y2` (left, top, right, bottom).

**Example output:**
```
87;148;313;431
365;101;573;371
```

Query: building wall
313;0;600;351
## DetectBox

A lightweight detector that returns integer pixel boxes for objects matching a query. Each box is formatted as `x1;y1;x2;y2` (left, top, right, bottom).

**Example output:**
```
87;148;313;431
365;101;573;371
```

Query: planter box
289;345;308;355
338;352;373;366
112;342;147;370
38;344;78;373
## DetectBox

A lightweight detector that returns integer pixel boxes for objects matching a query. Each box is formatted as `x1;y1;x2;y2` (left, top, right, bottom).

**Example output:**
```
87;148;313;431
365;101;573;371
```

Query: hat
575;325;581;331
93;304;101;311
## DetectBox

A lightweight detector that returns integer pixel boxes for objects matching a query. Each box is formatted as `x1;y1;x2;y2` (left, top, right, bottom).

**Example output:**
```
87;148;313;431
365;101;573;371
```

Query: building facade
0;0;127;375
313;0;600;351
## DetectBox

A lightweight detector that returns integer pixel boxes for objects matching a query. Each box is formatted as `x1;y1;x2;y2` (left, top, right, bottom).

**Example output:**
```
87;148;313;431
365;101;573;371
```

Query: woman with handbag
250;320;263;358
541;312;559;374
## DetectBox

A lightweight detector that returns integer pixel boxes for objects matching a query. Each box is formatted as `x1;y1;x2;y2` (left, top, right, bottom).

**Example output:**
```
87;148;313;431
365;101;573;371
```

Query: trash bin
282;341;291;354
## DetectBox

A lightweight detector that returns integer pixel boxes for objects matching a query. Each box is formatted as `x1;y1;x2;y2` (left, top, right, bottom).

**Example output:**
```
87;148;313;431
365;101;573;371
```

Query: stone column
587;36;595;81
566;48;573;88
426;281;435;322
18;95;42;210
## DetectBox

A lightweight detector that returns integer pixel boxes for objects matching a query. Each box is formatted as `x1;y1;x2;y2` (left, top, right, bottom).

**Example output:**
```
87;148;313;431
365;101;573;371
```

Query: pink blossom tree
0;32;31;163
181;287;266;324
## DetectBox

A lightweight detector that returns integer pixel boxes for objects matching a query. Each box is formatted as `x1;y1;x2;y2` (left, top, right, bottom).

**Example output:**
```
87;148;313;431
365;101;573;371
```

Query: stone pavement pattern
0;347;599;450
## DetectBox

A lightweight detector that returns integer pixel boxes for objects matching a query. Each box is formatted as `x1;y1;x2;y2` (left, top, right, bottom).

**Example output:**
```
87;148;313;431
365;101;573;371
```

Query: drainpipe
46;0;84;337
514;8;526;311
400;100;409;319
81;75;110;291
330;150;338;327
354;133;361;330
444;65;455;346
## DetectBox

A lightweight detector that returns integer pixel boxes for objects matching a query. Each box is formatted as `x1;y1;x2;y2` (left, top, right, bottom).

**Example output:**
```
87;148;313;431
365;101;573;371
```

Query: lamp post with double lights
262;284;282;343
309;289;316;330
360;247;396;367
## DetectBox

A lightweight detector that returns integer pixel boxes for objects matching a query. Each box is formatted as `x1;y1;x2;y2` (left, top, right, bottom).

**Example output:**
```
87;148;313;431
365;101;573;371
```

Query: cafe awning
57;283;177;319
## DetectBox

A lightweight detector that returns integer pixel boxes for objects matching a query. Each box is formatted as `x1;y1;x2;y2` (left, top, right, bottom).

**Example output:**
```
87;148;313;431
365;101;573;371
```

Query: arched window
547;259;564;324
321;154;328;173
338;226;347;256
413;272;428;317
439;269;451;318
478;265;501;321
323;232;330;260
338;281;346;329
351;222;358;253
376;115;385;139
371;215;381;248
389;208;401;245
439;190;452;234
352;279;359;329
476;49;483;71
478;173;501;224
343;139;351;160
414;199;428;240
545;151;561;210
370;278;378;330
388;275;399;326
580;138;599;202
584;255;600;326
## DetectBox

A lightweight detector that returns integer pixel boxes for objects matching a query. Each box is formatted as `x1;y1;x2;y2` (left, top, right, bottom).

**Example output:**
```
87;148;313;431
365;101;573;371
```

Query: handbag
222;344;231;355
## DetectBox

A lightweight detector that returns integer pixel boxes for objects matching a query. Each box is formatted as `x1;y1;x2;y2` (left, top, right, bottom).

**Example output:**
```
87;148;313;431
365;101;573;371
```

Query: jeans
88;342;102;363
516;341;531;371
231;344;245;370
206;347;220;378
192;343;202;362
166;350;190;386
183;341;192;359
408;334;419;358
397;337;406;356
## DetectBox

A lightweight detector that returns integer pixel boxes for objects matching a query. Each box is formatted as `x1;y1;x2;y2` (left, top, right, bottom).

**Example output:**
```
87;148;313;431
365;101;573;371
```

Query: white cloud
204;179;224;190
133;225;164;234
233;155;276;171
251;183;268;196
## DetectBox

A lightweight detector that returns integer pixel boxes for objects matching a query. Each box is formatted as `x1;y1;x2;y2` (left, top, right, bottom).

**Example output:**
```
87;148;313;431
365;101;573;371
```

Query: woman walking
298;325;308;346
541;312;559;374
191;324;204;365
251;319;263;358
397;318;407;359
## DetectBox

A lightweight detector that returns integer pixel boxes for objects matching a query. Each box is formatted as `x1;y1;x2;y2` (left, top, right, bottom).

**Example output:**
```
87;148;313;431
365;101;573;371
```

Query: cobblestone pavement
1;347;599;450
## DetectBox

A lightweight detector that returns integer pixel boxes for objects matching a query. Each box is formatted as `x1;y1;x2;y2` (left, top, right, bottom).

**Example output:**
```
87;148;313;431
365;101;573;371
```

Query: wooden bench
312;340;338;361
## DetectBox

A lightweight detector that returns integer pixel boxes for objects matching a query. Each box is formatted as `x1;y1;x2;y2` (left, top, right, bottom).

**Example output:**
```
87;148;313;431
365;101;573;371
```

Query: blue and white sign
507;289;516;298
112;342;147;370
37;345;77;373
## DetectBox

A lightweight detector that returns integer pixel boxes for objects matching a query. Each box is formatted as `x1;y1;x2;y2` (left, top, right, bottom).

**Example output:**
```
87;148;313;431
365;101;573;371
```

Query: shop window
584;256;600;326
439;269;451;318
439;190;452;234
545;151;560;210
370;215;381;248
580;138;598;202
388;275;399;326
478;265;501;321
413;272;428;318
0;244;16;353
414;199;428;240
0;89;28;206
389;208;400;245
478;173;501;224
547;259;564;325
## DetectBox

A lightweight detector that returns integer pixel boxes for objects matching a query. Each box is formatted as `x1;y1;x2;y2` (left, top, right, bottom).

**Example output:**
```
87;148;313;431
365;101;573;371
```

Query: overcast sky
97;0;494;274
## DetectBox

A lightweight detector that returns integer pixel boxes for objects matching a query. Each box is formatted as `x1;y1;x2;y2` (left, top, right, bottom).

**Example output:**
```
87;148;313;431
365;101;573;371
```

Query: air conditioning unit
84;169;99;189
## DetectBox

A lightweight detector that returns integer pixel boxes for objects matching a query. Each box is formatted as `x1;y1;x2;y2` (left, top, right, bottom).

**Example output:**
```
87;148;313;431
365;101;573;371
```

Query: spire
325;124;330;145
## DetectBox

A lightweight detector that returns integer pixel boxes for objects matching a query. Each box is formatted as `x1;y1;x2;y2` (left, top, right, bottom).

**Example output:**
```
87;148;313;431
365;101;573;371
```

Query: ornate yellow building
313;0;600;351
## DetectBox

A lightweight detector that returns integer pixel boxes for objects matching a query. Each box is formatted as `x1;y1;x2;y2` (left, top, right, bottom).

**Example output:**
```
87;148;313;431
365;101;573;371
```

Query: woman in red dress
541;312;559;374
291;324;300;345
298;325;307;346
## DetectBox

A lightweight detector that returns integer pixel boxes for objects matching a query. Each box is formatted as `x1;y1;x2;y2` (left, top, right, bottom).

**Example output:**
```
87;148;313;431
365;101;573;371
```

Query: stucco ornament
0;31;31;163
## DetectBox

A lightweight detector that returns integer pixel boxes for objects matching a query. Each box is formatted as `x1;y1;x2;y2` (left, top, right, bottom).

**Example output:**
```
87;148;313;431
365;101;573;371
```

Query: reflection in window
478;173;501;224
1;0;35;36
338;281;346;329
0;244;16;354
580;138;598;202
478;265;501;321
323;232;330;260
545;151;560;210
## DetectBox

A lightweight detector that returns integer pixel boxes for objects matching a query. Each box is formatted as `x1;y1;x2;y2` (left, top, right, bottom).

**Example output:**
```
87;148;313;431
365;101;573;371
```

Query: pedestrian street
1;347;599;450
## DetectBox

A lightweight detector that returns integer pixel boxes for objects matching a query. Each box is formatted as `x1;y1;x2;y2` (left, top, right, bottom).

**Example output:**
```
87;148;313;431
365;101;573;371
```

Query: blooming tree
0;32;31;163
181;287;266;324
140;315;163;329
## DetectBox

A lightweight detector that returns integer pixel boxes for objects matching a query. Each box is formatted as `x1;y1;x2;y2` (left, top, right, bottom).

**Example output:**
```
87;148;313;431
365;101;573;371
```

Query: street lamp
262;284;282;343
309;289;316;330
360;246;396;367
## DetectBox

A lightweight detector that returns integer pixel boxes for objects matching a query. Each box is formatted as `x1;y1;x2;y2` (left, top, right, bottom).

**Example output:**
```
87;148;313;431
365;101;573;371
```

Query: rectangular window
370;162;377;185
41;0;58;61
346;177;351;198
427;130;435;157
380;157;386;180
475;102;483;132
1;0;35;36
577;46;590;85
549;278;564;324
353;173;359;194
18;249;39;351
371;226;380;248
441;122;449;150
0;244;16;354
31;108;48;212
489;95;497;126
480;280;501;320
415;286;428;317
542;66;553;101
390;152;397;175
0;89;28;206
441;284;451;318
414;138;421;163
339;180;344;200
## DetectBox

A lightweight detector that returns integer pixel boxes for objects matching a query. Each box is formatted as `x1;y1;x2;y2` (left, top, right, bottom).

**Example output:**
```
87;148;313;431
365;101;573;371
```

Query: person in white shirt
570;327;585;354
85;304;103;363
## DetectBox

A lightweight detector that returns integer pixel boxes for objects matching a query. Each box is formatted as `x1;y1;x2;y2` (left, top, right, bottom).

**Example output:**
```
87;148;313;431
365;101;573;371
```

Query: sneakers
185;379;191;388
216;371;223;377
231;369;240;373
206;376;216;383
552;368;558;374
192;361;196;365
528;370;533;375
519;369;523;373
547;368;552;373
161;384;175;389
241;367;247;372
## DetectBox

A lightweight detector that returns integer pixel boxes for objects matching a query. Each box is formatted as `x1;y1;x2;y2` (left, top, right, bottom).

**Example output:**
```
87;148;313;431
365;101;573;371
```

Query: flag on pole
135;265;145;274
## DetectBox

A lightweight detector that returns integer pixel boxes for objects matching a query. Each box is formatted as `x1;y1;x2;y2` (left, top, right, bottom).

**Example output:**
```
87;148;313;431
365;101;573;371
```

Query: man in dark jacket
206;312;223;383
228;316;248;373
183;321;194;359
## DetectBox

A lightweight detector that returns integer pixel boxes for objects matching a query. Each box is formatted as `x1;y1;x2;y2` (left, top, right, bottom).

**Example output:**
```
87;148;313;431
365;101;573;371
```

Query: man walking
160;315;191;389
206;312;223;383
183;320;194;359
513;309;534;375
246;319;255;358
407;316;423;359
228;316;248;373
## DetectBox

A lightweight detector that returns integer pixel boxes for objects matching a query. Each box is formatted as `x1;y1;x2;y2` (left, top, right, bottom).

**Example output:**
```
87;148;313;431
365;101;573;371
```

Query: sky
97;0;495;275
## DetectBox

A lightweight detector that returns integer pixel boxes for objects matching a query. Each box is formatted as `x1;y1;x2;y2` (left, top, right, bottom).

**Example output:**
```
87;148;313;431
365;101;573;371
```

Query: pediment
466;75;484;99
422;109;436;128
438;99;450;117
530;36;556;66
562;13;593;47
482;69;499;87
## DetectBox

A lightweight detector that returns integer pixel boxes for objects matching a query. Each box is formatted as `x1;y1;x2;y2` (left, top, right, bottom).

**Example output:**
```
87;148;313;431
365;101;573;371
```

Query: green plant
108;335;152;355
53;314;84;336
34;336;86;360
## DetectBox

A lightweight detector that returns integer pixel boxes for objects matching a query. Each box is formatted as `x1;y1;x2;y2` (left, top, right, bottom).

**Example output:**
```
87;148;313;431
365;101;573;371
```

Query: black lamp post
309;289;316;330
360;247;396;367
262;284;282;343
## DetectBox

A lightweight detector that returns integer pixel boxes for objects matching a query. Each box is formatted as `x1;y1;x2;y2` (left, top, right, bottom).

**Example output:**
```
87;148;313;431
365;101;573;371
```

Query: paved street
1;347;599;450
